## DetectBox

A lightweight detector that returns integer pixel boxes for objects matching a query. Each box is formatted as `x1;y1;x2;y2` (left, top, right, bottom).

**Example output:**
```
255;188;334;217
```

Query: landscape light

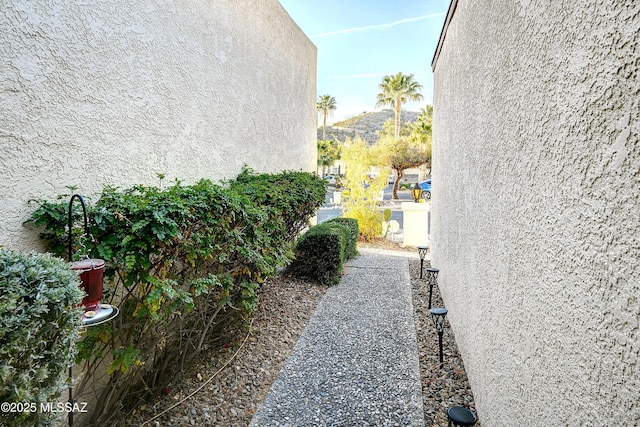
418;246;428;279
430;307;448;365
426;267;440;309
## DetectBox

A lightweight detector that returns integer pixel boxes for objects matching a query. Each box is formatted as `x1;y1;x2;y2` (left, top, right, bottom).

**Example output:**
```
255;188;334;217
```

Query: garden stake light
430;307;448;365
426;267;440;309
418;246;428;279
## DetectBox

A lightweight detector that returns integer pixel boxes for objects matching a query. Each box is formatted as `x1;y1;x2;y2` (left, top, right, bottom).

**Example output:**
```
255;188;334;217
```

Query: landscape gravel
125;241;478;427
249;250;424;426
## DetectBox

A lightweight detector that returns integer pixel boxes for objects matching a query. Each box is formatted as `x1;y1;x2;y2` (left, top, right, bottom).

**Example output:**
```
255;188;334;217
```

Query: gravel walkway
250;249;424;427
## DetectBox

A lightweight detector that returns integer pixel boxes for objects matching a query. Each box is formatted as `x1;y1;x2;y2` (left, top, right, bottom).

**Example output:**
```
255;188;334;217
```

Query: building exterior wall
432;1;639;425
0;0;317;251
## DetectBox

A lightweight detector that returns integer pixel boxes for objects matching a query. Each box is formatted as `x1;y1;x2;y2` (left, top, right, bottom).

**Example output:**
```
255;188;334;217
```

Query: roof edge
431;0;458;72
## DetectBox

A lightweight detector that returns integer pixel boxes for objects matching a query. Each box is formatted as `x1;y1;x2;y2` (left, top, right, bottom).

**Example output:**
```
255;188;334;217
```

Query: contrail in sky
311;13;443;38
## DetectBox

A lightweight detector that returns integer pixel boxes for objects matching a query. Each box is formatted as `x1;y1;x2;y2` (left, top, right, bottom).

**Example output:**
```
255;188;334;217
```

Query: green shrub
230;167;327;242
288;220;358;285
324;217;359;259
0;250;84;427
25;169;326;424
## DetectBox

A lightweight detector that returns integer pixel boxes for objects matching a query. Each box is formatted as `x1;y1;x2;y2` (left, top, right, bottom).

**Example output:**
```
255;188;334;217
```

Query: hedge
25;168;326;424
287;218;359;285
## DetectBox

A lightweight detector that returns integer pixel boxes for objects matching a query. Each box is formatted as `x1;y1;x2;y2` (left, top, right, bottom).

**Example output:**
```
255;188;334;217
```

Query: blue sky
278;0;450;123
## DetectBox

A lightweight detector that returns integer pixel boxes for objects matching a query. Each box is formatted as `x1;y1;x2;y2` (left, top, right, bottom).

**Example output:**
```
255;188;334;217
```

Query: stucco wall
0;0;317;251
432;1;639;425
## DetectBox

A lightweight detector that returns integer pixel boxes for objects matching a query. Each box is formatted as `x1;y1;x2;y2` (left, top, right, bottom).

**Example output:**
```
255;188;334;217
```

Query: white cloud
311;13;443;39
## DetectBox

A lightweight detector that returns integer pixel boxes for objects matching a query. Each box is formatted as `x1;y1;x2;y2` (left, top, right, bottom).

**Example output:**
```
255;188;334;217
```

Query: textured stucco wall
0;0;316;251
432;1;639;425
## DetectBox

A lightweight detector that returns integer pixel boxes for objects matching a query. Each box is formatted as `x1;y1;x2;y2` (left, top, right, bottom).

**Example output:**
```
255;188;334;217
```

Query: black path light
417;246;428;279
426;267;440;309
411;182;422;202
430;307;448;365
446;406;478;426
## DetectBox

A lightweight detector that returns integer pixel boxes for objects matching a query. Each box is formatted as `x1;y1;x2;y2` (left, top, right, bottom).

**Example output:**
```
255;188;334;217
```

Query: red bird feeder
71;258;105;311
68;194;105;311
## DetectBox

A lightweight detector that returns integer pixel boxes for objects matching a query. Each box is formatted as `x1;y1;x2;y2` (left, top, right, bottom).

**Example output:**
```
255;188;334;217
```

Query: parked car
418;179;431;199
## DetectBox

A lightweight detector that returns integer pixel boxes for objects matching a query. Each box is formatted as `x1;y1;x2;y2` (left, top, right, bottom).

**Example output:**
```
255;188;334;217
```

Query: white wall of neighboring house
432;0;639;425
0;0;317;251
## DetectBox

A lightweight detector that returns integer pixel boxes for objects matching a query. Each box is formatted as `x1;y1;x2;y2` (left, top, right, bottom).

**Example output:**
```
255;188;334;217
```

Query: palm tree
317;94;337;141
375;72;423;139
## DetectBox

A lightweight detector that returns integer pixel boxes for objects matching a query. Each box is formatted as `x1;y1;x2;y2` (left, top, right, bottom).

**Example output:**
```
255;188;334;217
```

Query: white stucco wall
432;1;639;425
0;0;317;251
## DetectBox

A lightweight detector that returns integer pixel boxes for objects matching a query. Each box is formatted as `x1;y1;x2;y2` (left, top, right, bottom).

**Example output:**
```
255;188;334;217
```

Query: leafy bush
25;169;325;424
230;167;327;243
287;220;358;285
324;217;358;259
0;250;84;427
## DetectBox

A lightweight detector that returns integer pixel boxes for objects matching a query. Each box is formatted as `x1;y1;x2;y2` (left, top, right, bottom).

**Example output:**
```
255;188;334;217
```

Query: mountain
317;109;420;145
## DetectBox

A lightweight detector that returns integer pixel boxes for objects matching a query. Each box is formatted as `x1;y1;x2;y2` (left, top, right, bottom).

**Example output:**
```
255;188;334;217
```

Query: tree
377;117;432;200
375;72;423;139
410;105;433;144
317;139;340;176
317;94;337;141
341;137;390;241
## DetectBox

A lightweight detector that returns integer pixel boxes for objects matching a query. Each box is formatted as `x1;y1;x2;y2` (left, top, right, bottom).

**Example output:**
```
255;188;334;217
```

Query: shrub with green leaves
324;217;359;259
0;250;84;427
25;168;326;424
287;219;358;285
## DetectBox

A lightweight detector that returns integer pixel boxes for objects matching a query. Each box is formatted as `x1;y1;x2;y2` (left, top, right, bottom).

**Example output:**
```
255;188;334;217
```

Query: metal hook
68;194;90;262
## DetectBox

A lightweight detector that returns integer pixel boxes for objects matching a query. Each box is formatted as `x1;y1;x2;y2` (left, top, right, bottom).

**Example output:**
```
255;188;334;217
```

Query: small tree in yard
341;137;389;240
377;116;432;200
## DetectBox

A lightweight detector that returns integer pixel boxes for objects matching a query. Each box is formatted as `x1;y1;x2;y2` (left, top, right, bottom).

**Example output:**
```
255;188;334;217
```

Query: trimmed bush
288;219;358;285
324;217;359;259
0;250;84;427
25;169;326;424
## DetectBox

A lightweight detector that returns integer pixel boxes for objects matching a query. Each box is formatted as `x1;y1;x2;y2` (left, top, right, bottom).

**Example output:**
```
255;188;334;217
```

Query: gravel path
250;250;424;427
126;243;478;427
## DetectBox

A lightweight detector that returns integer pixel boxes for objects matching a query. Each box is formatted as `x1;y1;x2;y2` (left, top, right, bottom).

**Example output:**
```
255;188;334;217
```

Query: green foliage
375;72;424;139
317;94;337;140
0;250;84;427
24;169;325;424
376;113;432;199
409;105;433;144
317;139;341;169
324;217;359;259
382;209;393;238
340;137;390;240
287;220;357;285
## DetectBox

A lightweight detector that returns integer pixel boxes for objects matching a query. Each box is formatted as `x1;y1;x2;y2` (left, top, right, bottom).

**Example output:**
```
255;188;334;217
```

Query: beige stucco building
431;0;639;425
0;0;317;251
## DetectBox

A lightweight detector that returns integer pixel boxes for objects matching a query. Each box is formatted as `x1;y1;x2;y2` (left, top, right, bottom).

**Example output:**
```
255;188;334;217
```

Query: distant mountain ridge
317;109;420;144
